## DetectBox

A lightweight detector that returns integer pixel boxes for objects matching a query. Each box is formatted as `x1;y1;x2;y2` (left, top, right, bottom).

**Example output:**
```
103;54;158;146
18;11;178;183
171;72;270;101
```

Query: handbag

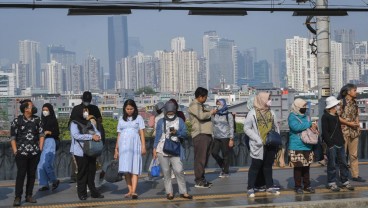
82;140;104;157
150;159;161;177
105;160;122;183
295;116;319;145
254;112;282;147
162;119;181;156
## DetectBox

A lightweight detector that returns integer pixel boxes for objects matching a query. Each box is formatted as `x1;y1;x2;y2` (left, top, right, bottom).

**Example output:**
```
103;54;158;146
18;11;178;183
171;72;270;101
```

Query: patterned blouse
256;110;272;145
339;98;360;138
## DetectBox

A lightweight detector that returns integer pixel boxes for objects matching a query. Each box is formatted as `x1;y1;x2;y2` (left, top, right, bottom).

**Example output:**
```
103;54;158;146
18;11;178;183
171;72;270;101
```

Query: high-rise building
171;37;186;52
128;37;144;56
254;60;270;84
69;65;83;93
286;36;317;92
273;48;286;88
84;55;101;91
41;60;63;94
19;40;41;88
330;41;343;94
197;57;207;88
334;29;356;84
0;71;15;96
177;49;198;93
203;31;219;89
353;41;368;84
108;16;129;90
12;63;28;92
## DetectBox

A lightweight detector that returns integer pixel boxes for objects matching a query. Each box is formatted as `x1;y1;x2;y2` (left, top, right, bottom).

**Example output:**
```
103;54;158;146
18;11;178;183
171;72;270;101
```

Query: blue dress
117;115;145;175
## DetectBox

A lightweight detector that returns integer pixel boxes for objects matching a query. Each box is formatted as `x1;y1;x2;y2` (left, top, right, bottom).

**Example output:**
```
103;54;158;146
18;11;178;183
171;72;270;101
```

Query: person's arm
10;119;17;155
243;111;262;146
229;113;235;139
321;115;332;148
38;118;45;151
188;104;213;121
176;118;187;139
114;132;120;160
70;122;93;141
139;116;146;155
339;117;359;128
288;113;312;132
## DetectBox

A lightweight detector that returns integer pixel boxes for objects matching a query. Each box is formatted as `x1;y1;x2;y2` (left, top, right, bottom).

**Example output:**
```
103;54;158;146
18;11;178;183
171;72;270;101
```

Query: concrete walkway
2;163;368;207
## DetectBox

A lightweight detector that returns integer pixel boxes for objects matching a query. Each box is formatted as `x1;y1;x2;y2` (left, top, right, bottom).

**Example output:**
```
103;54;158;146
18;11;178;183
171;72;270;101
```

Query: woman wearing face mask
288;98;317;194
244;92;280;197
211;99;234;178
37;103;60;191
153;101;192;200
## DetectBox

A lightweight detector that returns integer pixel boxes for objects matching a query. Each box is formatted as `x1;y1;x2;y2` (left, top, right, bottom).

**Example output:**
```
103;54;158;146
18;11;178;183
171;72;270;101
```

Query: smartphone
169;127;175;132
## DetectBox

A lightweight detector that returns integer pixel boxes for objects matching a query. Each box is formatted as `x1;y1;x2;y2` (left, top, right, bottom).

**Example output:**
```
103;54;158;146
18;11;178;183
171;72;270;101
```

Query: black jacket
321;111;344;148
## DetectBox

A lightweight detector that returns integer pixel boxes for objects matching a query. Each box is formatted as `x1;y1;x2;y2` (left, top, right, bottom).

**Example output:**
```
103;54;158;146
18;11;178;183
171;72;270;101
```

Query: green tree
135;86;156;95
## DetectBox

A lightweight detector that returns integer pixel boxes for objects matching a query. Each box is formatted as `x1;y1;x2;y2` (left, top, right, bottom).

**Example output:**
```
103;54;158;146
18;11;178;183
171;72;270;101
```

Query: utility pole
316;0;331;118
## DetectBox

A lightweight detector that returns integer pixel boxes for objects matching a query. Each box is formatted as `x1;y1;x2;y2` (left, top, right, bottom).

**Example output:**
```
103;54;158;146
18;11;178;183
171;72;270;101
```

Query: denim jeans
327;145;349;185
37;138;57;187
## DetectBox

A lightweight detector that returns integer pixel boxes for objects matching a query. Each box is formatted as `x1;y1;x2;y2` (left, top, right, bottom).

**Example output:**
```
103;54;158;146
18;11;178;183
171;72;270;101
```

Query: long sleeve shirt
69;122;101;157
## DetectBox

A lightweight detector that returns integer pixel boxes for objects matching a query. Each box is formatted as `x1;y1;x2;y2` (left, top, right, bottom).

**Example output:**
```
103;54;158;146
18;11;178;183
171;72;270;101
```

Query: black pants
15;154;40;198
248;145;277;189
193;134;212;184
293;166;310;189
75;155;99;198
211;138;230;174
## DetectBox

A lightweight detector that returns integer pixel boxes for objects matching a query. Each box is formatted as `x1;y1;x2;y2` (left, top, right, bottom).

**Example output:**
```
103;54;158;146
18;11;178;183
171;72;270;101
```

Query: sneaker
219;172;230;178
304;187;315;193
328;184;340;192
342;182;355;191
13;197;21;206
194;181;211;188
266;188;280;195
254;186;266;192
295;188;303;194
247;189;255;198
352;176;366;182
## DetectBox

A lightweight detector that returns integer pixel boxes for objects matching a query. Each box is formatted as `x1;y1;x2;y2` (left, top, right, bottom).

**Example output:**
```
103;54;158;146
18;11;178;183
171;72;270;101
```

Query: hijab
164;101;178;121
253;92;270;114
41;103;59;137
216;99;228;115
291;98;307;115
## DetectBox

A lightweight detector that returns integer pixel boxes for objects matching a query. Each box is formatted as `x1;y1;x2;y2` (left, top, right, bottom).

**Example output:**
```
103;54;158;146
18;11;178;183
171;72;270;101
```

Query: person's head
169;99;179;110
216;99;228;113
338;83;357;100
82;91;92;106
123;99;138;121
291;98;308;115
164;101;177;121
41;103;55;119
154;102;165;114
253;92;271;112
194;87;208;104
325;96;340;113
20;99;37;115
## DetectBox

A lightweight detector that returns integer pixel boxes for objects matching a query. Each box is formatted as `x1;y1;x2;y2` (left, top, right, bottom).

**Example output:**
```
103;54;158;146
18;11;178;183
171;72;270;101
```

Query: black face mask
299;108;307;114
32;106;38;115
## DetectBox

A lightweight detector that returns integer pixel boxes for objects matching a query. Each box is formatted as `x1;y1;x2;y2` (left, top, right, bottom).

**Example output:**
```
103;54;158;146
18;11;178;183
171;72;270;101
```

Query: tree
135;87;156;95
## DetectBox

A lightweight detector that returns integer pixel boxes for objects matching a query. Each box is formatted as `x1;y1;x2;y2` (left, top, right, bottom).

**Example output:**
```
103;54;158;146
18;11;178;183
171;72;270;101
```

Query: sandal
166;194;174;200
131;193;138;199
124;193;132;198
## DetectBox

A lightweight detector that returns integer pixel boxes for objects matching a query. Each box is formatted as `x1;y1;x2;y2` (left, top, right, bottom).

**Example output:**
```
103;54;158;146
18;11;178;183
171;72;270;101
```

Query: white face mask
216;105;222;109
83;112;89;119
42;111;50;117
266;100;272;107
167;115;175;119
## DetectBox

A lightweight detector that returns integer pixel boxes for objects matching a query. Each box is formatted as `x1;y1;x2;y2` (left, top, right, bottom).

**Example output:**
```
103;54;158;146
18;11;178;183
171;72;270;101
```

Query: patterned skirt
288;150;314;167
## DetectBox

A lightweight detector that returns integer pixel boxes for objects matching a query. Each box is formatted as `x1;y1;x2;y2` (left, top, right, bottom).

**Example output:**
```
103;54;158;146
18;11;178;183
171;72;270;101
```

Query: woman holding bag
153;101;192;200
288;98;317;194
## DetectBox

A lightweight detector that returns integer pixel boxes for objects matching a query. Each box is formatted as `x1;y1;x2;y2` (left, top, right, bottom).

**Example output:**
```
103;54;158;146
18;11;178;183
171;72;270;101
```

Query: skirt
288;150;314;167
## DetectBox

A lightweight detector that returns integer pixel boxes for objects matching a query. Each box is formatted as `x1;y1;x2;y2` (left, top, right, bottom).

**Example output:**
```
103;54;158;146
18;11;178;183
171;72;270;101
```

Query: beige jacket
188;99;213;138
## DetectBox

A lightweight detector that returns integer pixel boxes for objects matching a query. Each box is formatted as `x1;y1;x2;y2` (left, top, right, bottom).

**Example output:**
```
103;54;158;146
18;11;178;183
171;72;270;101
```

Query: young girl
114;99;146;199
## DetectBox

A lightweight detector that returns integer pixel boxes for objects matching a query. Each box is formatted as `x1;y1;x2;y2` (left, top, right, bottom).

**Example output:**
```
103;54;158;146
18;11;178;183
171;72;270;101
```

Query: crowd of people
9;84;366;206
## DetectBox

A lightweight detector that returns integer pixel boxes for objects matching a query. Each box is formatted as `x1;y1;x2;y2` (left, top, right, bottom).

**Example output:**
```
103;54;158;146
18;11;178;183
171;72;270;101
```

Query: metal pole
316;0;330;119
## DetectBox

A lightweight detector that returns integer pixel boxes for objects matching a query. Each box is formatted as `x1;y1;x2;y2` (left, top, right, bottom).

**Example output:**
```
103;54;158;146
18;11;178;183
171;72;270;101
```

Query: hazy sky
0;0;368;70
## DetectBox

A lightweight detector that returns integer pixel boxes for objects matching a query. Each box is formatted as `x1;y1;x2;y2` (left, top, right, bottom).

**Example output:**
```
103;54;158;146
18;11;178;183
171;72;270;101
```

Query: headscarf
216;99;228;115
41;103;59;137
164;101;177;121
253;92;270;114
247;95;256;111
291;98;307;115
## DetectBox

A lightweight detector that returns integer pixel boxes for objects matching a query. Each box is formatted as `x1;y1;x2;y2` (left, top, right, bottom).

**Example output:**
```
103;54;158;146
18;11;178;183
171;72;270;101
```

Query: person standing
114;99;146;199
288;98;317;194
211;99;234;178
322;96;354;192
37;103;60;191
188;87;217;188
153;101;192;200
169;98;186;122
244;92;280;197
10;99;44;206
338;84;365;182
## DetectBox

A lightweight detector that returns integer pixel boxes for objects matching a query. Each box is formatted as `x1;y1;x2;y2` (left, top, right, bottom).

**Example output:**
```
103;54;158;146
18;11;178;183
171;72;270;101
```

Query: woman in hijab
169;98;186;122
288;98;318;194
211;99;234;178
153;101;192;200
37;103;60;191
243;92;280;197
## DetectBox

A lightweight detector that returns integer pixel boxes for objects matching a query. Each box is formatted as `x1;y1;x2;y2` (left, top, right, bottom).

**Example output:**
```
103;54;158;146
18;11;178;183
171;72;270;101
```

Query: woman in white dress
114;99;146;199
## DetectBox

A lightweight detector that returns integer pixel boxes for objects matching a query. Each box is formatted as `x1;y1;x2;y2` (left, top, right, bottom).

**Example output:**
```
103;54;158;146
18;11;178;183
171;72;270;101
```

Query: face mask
83;112;89;119
42;111;50;117
167;115;175;119
266;100;272;107
335;105;340;111
31;106;38;114
216;105;222;109
299;108;307;114
83;102;90;106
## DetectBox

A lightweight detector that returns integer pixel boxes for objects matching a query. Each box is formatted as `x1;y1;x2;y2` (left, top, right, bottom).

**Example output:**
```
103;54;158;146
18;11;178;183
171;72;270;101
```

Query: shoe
166;194;174;200
272;185;281;191
180;194;193;199
318;159;327;166
342;182;355;191
219;172;230;178
194;181;211;188
295;188;303;194
13;197;21;206
91;194;104;199
219;172;224;178
328;184;340;192
25;196;37;203
254;186;266;192
131;193;138;199
304;187;315;194
266;188;280;195
247;189;255;198
38;186;50;191
79;195;87;200
52;180;60;191
352;176;366;182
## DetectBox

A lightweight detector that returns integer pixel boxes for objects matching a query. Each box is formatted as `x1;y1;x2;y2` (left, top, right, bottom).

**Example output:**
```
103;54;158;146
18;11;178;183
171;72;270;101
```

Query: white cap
325;96;340;109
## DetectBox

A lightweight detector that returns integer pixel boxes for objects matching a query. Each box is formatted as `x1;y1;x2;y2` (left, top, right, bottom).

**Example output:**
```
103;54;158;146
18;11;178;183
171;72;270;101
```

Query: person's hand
229;139;234;148
141;146;146;156
170;129;177;135
114;149;119;160
153;148;157;159
311;123;318;131
13;150;17;156
349;122;360;129
210;109;217;115
44;130;51;135
92;135;101;142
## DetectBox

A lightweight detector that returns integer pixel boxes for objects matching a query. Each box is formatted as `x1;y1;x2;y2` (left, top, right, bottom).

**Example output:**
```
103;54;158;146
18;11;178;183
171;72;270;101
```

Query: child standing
322;96;354;192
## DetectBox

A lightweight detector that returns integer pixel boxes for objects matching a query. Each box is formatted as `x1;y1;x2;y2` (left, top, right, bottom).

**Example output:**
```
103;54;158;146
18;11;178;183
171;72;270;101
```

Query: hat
325;96;340;109
154;102;165;112
82;91;92;102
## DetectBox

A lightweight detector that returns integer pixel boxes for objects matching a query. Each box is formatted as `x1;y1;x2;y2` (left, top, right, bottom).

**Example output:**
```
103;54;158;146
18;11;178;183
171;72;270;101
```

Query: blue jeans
327;145;349;185
37;138;57;187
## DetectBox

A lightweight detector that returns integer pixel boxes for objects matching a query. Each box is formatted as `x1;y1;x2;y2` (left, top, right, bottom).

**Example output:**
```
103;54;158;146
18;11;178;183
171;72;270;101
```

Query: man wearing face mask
10;99;44;206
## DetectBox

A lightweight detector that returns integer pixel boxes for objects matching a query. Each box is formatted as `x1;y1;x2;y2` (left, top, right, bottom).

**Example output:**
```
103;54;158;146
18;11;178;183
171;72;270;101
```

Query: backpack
225;112;236;133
